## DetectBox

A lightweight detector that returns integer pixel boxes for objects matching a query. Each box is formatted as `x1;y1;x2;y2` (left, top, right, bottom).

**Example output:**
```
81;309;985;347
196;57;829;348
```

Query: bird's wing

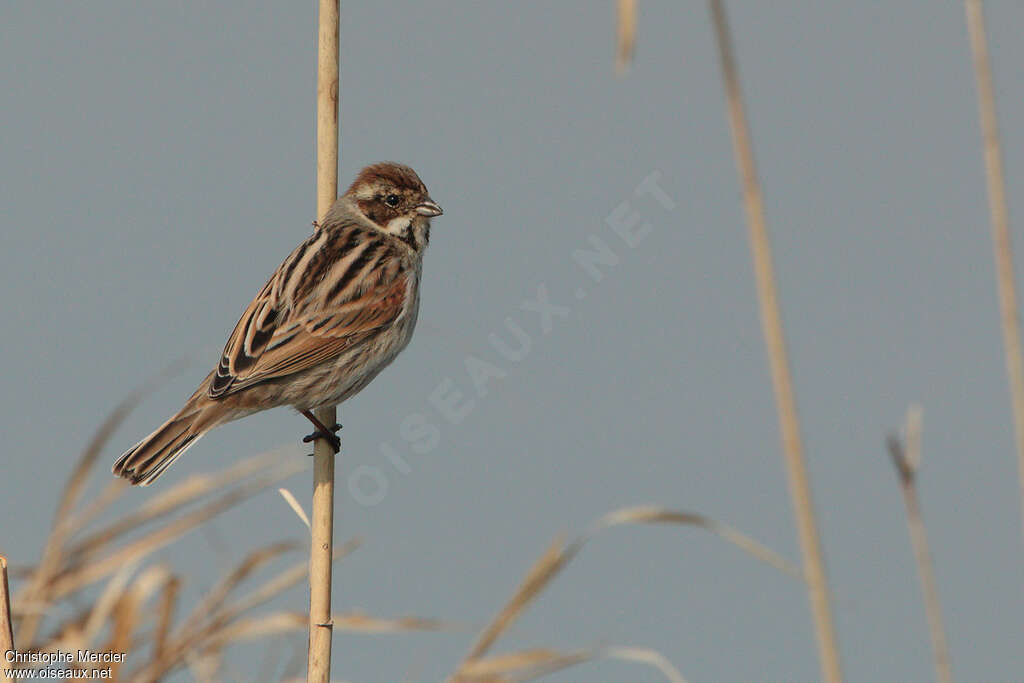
208;227;409;398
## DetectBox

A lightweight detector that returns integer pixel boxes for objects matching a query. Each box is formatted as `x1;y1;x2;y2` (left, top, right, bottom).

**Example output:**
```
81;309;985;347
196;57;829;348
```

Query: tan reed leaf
903;404;924;474
202;610;306;649
601;646;688;683
200;608;456;652
331;610;456;633
453;648;589;682
588;505;801;578
462;535;570;663
615;0;637;74
277;487;311;530
104;587;143;680
151;575;180;665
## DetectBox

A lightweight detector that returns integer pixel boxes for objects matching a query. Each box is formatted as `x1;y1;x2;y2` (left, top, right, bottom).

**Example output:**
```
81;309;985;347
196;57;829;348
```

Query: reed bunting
113;162;442;485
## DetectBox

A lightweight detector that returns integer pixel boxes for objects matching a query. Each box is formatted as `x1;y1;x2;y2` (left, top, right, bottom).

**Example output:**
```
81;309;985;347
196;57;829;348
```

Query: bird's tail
113;407;211;486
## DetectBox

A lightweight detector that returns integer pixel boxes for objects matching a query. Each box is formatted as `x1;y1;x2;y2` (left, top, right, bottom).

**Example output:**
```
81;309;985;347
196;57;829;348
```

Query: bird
113;162;442;486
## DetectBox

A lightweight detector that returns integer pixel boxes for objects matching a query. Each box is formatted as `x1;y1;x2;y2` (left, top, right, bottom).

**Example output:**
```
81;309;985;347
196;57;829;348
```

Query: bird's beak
415;199;443;217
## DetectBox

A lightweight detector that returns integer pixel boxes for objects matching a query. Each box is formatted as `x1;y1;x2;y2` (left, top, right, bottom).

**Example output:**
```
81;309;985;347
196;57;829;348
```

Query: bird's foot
300;410;342;454
302;424;341;453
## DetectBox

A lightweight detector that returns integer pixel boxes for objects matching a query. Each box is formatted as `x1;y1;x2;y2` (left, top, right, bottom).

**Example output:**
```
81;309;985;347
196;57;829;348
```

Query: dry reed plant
1;555;14;677
887;407;954;683
1;382;446;682
4;394;721;681
5;390;304;680
448;504;800;681
963;0;1024;539
706;2;843;680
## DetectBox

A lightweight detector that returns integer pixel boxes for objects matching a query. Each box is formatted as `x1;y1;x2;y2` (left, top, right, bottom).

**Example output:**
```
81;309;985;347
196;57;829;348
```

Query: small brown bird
114;162;442;485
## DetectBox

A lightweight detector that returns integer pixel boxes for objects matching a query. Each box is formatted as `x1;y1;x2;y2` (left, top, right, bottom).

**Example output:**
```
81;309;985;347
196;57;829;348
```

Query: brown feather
208;228;410;398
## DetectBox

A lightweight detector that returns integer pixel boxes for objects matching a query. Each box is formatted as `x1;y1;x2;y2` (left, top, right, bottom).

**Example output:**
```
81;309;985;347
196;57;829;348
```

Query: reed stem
887;408;953;683
963;0;1024;540
307;0;340;681
0;555;14;675
707;2;843;681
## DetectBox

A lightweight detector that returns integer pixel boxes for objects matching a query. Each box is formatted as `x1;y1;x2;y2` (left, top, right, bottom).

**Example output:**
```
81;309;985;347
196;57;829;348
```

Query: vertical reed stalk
887;408;953;683
707;2;843;681
615;0;637;75
963;0;1024;539
1;555;14;674
307;1;340;681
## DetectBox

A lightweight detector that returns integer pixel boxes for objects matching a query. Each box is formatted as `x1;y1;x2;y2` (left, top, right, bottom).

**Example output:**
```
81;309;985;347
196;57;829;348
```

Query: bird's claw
303;423;342;453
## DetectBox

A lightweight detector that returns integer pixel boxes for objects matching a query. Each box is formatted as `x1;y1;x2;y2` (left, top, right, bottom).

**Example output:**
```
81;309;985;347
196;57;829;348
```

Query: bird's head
343;162;442;252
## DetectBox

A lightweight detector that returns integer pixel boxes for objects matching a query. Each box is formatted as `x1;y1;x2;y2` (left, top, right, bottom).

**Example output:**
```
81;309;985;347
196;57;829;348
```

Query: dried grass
4;380;445;682
6;374;813;683
452;504;793;680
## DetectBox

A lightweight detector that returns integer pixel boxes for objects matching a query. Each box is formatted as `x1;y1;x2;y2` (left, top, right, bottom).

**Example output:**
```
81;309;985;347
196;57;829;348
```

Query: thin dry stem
615;0;637;75
963;0;1024;539
308;1;341;681
707;2;842;681
1;556;14;674
887;409;953;683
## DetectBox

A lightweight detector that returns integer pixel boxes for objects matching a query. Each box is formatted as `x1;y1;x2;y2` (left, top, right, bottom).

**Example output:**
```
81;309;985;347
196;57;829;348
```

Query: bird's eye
384;194;400;207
